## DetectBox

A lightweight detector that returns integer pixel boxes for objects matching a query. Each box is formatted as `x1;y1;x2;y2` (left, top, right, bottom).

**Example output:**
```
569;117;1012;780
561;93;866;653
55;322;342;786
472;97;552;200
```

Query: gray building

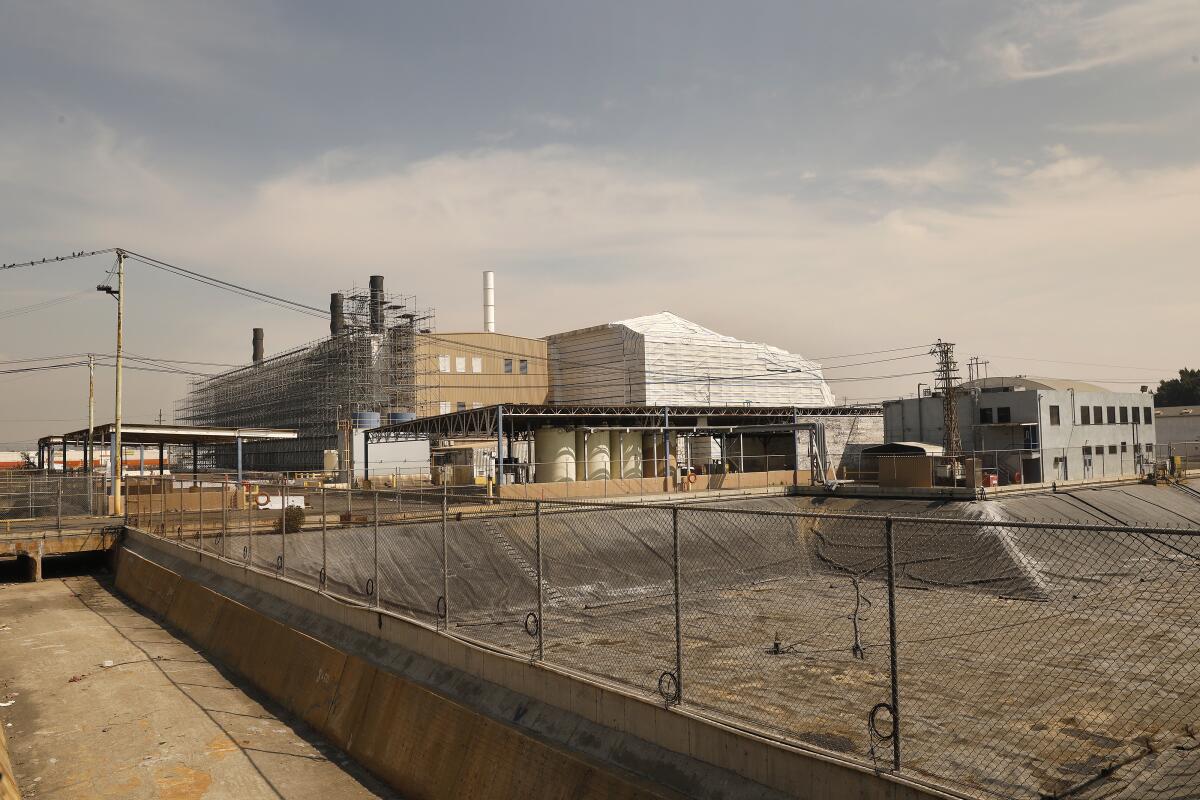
1153;405;1200;460
883;377;1156;483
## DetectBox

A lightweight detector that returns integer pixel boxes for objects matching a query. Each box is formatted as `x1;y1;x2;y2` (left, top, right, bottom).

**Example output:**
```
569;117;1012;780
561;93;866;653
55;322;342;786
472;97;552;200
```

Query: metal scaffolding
176;283;435;472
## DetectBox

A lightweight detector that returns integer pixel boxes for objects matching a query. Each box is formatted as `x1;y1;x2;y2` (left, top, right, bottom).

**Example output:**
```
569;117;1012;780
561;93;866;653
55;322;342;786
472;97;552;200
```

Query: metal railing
124;478;1200;799
0;472;109;532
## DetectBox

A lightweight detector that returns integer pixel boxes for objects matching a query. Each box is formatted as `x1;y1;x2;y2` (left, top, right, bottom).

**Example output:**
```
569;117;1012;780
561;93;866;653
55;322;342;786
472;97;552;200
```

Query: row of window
439;401;483;414
1083;443;1153;456
1074;405;1152;426
436;355;530;375
980;404;1155;426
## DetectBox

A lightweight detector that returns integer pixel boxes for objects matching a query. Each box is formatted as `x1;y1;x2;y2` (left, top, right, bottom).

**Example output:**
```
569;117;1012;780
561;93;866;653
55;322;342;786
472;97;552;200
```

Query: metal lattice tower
931;339;962;456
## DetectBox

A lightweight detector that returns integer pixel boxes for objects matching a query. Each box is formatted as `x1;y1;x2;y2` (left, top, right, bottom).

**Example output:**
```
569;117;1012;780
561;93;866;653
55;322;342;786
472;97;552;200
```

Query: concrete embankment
116;528;954;800
0;722;18;800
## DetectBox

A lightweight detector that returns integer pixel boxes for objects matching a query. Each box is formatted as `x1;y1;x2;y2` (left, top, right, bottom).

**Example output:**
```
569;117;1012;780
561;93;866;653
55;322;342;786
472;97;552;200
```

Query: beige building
415;332;550;418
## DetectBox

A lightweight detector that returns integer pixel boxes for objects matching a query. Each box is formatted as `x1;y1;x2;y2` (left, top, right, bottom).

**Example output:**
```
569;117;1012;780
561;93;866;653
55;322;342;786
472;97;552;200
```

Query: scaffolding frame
176;285;435;472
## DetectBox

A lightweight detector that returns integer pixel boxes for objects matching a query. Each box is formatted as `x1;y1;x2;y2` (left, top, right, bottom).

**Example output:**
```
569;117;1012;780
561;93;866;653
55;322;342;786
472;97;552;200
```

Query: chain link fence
125;479;1200;799
0;471;109;531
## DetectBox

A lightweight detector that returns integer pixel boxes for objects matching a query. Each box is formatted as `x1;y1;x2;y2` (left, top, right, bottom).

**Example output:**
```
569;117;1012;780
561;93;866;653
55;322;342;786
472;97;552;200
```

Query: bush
280;504;305;533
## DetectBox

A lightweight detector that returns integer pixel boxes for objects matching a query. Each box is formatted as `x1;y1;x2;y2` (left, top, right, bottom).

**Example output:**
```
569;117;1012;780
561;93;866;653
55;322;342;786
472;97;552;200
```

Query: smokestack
369;275;384;334
252;328;264;363
483;270;495;332
330;293;345;336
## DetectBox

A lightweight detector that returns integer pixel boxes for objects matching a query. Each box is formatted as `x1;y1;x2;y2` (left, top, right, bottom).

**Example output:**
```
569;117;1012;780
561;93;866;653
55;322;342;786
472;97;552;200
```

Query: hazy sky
1;1;1198;447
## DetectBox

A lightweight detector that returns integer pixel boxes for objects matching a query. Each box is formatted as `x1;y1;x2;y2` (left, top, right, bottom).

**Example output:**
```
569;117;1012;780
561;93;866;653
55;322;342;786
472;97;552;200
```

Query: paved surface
0;574;398;799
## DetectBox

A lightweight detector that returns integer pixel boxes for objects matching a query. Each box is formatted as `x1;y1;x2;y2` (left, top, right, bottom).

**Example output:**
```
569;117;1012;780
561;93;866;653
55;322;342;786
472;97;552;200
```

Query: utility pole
112;251;125;514
931;340;962;456
87;354;95;471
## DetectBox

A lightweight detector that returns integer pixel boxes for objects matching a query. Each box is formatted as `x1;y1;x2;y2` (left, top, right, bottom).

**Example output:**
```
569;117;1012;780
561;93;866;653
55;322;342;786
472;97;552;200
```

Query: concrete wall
116;530;952;800
0;716;17;800
1155;410;1200;458
498;470;807;500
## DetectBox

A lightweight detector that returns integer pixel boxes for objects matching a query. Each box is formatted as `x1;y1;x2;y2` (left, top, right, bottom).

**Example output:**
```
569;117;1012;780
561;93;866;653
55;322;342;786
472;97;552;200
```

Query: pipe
252;328;264;363
330;293;345;335
369;275;384;334
483;270;495;332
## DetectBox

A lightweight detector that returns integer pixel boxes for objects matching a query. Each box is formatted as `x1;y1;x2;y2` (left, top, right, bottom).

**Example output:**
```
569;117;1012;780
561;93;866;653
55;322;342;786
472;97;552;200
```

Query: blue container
351;411;382;430
386;412;417;425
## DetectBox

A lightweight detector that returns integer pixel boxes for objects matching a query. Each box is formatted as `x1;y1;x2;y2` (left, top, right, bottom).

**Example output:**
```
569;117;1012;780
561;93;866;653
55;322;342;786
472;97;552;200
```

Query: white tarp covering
548;311;834;406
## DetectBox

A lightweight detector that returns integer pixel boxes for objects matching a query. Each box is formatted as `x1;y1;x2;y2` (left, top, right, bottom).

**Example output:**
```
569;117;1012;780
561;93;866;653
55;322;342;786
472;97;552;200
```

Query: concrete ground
0;567;398;800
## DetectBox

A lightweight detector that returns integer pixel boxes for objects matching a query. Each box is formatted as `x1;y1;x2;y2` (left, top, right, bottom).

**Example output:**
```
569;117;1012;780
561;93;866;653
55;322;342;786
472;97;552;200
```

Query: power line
122;250;328;319
0;248;117;271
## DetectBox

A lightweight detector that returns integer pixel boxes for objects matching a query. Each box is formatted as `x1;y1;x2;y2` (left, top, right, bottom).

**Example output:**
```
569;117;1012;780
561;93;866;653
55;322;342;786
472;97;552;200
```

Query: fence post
160;478;167;537
56;476;63;532
884;516;902;771
535;499;544;660
198;476;204;555
320;486;327;591
373;491;380;608
672;505;683;705
281;482;288;576
246;483;253;567
441;489;449;631
177;479;184;541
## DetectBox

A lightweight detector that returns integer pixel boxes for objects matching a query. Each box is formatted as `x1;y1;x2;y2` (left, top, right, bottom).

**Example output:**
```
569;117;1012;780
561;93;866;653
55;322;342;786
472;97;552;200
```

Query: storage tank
534;427;575;482
587;431;611;481
386;411;417;426
609;430;641;479
641;433;662;477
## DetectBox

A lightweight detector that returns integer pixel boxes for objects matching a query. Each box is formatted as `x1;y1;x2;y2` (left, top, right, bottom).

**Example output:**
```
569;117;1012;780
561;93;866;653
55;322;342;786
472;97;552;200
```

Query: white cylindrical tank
534;427;575;482
609;430;641;479
573;429;611;481
587;431;611;481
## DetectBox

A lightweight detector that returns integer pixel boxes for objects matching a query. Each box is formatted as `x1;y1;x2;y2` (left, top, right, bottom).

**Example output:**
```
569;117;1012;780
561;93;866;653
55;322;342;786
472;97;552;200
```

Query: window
1108;445;1117;455
1093;406;1103;424
1146;443;1154;453
471;357;482;374
979;408;993;424
1121;441;1127;453
456;401;466;412
1080;406;1091;425
1132;407;1141;425
996;406;1011;423
439;401;451;415
455;356;466;373
1119;406;1128;424
437;355;450;373
503;358;513;374
1144;407;1153;425
1083;446;1092;455
519;358;528;375
1049;405;1061;425
1106;406;1116;424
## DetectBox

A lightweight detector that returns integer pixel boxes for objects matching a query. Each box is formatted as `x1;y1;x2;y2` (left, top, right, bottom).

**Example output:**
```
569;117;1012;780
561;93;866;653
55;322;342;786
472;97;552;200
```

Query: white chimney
483;270;495;332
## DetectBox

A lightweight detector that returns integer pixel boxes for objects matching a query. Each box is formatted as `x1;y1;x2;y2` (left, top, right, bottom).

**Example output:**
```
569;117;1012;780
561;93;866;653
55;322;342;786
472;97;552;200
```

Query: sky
1;0;1198;448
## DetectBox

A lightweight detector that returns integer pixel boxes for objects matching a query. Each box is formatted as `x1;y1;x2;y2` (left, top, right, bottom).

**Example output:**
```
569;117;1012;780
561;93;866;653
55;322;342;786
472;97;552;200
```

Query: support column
236;435;244;487
662;407;672;490
192;442;198;476
363;432;371;485
496;405;506;487
158;443;164;475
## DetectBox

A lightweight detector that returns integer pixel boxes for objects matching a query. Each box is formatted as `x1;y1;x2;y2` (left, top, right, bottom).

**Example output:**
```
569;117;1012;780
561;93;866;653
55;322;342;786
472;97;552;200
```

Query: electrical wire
0;248;117;270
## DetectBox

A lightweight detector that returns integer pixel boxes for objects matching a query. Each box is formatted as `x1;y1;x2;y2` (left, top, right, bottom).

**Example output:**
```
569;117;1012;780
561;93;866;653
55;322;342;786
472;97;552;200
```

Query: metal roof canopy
366;402;881;443
47;423;298;447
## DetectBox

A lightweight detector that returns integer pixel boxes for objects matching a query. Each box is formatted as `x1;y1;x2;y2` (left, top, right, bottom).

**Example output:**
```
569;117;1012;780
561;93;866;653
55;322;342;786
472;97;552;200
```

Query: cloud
853;147;974;192
977;0;1200;81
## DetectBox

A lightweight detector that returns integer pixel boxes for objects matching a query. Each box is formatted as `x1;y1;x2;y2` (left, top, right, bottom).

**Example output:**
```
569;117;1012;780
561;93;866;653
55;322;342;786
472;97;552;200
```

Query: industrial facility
177;270;870;485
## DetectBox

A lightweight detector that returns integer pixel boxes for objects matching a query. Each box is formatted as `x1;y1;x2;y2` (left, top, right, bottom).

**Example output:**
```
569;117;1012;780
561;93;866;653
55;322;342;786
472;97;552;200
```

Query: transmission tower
931;340;962;456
